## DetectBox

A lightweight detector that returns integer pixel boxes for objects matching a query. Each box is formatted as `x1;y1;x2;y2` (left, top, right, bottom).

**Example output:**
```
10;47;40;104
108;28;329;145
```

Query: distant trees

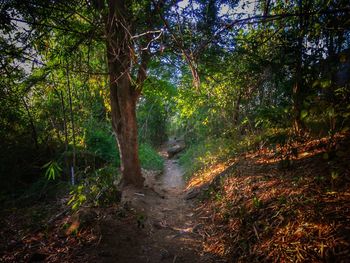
172;0;350;141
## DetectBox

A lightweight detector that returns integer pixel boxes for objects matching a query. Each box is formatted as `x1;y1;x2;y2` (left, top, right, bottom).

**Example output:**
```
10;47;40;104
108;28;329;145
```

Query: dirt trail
94;142;217;263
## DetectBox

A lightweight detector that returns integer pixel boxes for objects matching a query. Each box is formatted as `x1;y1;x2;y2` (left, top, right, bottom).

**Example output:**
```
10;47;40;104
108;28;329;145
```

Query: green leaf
300;110;308;120
42;161;61;180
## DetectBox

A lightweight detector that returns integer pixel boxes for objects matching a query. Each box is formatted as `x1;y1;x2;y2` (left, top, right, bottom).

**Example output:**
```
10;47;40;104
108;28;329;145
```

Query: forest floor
185;134;350;262
1;136;349;262
87;141;220;262
0;141;219;263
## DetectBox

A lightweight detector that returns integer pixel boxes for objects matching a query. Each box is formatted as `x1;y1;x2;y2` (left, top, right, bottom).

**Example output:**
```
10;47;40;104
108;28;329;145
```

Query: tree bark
60;89;70;180
105;0;145;187
292;0;306;134
66;64;76;180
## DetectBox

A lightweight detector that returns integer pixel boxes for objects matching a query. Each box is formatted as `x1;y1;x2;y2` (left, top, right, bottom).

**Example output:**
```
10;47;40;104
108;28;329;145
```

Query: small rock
167;144;185;158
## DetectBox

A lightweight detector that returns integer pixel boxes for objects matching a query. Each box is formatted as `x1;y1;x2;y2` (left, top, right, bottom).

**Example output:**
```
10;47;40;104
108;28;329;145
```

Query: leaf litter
189;133;350;262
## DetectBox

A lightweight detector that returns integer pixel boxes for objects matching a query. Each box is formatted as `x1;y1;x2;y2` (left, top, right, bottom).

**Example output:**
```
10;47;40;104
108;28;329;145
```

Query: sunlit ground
187;134;350;262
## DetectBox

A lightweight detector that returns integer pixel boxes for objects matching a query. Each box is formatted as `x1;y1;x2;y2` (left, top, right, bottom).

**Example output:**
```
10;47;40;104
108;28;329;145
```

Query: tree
100;0;164;187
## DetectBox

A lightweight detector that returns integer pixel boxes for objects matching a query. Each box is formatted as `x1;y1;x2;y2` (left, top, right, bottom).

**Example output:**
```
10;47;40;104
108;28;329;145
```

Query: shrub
179;138;236;180
139;143;164;170
84;120;163;171
84;121;120;167
68;166;121;210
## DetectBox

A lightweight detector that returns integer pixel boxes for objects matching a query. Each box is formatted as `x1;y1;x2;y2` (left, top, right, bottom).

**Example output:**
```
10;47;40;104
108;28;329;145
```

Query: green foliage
179;138;236;180
252;196;262;209
84;120;120;167
68;166;121;210
138;77;176;146
254;106;291;129
42;161;62;180
84;120;164;171
139;143;164;171
68;185;87;210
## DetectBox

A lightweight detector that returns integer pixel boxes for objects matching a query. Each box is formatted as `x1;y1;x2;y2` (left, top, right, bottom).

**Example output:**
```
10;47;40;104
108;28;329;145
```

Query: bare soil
90;143;220;263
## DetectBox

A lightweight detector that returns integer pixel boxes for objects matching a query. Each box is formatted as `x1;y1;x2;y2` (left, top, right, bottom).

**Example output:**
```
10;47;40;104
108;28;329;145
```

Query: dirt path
93;143;217;263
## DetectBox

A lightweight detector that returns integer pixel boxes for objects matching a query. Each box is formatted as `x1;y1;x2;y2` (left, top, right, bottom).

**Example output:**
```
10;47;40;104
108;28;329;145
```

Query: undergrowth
179;128;298;181
179;138;236;180
139;143;164;170
85;120;163;171
67;143;163;210
68;166;121;210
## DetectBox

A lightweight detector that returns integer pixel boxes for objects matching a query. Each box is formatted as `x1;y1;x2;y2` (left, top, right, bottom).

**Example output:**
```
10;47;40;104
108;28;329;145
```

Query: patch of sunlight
186;162;230;190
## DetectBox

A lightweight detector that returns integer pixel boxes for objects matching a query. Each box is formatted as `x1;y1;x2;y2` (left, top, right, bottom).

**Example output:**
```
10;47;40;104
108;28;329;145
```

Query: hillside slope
188;135;350;262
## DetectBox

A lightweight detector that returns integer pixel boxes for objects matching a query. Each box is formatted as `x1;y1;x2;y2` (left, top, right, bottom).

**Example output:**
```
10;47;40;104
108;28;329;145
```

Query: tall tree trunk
66;64;76;184
60;89;70;180
292;0;305;134
293;44;303;133
105;0;144;187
